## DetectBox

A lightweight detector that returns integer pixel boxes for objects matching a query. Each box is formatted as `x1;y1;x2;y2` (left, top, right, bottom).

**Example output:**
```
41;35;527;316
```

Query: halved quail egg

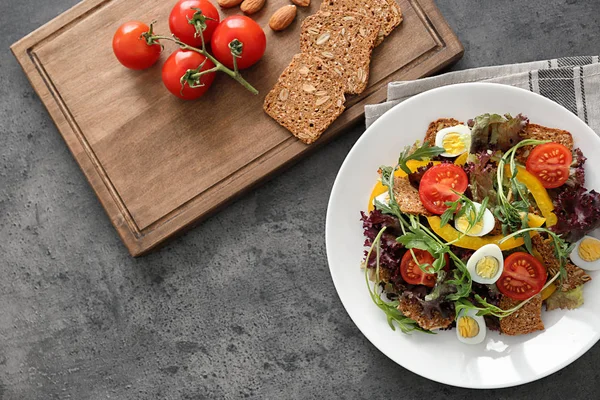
434;124;472;158
454;202;496;237
570;235;600;271
466;244;504;284
456;309;486;345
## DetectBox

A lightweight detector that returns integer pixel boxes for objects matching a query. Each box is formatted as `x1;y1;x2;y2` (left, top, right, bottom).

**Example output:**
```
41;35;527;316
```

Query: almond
217;0;243;8
269;5;297;32
291;0;310;6
240;0;266;14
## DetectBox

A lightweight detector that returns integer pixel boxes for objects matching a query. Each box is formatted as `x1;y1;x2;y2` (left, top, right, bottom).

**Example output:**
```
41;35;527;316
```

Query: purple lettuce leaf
550;186;600;242
462;152;498;205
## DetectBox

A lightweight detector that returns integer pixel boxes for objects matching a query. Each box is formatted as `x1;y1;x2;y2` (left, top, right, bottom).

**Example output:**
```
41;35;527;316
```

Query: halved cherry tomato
525;143;572;189
496;252;547;300
162;50;216;100
210;16;266;70
169;0;220;47
400;249;447;287
418;164;469;215
112;21;161;70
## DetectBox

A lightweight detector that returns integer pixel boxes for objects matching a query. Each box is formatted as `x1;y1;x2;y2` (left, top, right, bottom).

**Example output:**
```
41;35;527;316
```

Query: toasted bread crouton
398;296;454;330
489;219;504;236
499;294;544;336
557;263;592;292
393;176;432;216
532;235;560;275
532;235;591;291
516;123;574;163
423;118;463;146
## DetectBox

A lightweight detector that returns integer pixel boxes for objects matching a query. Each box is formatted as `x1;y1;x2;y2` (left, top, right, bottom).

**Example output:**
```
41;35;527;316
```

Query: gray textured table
2;1;600;399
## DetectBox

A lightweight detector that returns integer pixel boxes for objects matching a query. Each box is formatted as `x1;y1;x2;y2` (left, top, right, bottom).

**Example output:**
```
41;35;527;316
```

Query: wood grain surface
11;0;463;256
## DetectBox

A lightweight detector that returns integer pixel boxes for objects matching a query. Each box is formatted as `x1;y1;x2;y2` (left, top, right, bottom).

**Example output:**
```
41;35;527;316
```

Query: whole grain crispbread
393;176;432;216
516;123;575;163
499;294;545;336
319;0;402;45
423;118;463;146
263;54;346;145
398;295;454;330
532;235;591;291
300;11;379;94
558;263;592;292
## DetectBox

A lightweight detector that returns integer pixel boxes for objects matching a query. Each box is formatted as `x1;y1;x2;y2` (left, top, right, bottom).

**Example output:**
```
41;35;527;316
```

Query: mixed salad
361;113;600;344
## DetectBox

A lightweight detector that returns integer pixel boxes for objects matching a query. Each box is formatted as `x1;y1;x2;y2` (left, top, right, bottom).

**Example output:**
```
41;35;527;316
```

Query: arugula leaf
364;226;434;334
397;142;445;175
396;231;441;252
374;199;394;215
495;139;548;234
440;200;459;227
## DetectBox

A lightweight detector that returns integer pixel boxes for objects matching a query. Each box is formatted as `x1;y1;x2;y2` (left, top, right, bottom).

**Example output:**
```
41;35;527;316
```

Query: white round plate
325;82;600;389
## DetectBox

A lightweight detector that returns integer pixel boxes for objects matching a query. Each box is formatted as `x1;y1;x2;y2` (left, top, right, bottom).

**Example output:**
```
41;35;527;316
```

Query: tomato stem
149;33;258;95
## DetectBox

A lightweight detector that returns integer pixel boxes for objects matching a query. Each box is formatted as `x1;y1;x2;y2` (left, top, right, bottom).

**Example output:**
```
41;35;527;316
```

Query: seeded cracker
515;123;575;163
300;12;379;95
320;0;402;45
531;235;591;291
393;176;432;216
499;294;545;336
398;295;454;331
263;54;346;144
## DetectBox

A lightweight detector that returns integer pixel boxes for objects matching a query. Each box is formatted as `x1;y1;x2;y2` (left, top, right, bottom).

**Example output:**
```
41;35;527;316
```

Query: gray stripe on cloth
558;56;594;67
538;68;577;115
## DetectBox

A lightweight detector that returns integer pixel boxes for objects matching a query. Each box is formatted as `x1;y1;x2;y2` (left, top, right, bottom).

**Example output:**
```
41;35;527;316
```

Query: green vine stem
142;18;258;95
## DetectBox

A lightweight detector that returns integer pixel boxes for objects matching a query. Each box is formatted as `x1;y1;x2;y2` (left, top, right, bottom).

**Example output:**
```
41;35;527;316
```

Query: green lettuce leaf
469;113;528;153
545;286;584;311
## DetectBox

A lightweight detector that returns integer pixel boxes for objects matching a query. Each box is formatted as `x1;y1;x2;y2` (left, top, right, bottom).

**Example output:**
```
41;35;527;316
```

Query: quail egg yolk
455;213;484;235
579;237;600;262
457;316;480;339
475;256;500;279
441;132;470;156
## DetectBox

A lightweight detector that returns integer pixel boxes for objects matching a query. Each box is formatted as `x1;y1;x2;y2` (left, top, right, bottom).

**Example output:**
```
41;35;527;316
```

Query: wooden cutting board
11;0;462;256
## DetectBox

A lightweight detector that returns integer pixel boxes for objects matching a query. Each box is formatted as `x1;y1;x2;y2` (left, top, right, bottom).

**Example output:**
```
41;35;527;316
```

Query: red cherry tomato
169;0;220;47
418;164;469;215
400;250;447;287
210;16;266;70
496;252;547;301
112;21;161;70
162;50;216;100
525;143;572;189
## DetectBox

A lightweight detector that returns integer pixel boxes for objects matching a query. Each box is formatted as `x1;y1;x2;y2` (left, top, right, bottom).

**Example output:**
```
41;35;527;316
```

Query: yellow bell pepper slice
367;160;440;212
454;153;469;166
505;165;557;227
541;283;557;301
427;214;546;251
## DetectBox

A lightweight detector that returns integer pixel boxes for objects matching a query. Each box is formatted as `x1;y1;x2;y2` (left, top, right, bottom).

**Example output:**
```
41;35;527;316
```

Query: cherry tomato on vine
162;50;216;100
210;16;266;70
525;142;572;189
169;0;220;47
112;21;161;70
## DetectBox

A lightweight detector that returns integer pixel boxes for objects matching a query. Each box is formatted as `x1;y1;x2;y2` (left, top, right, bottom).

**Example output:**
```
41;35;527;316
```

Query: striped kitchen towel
364;56;600;133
